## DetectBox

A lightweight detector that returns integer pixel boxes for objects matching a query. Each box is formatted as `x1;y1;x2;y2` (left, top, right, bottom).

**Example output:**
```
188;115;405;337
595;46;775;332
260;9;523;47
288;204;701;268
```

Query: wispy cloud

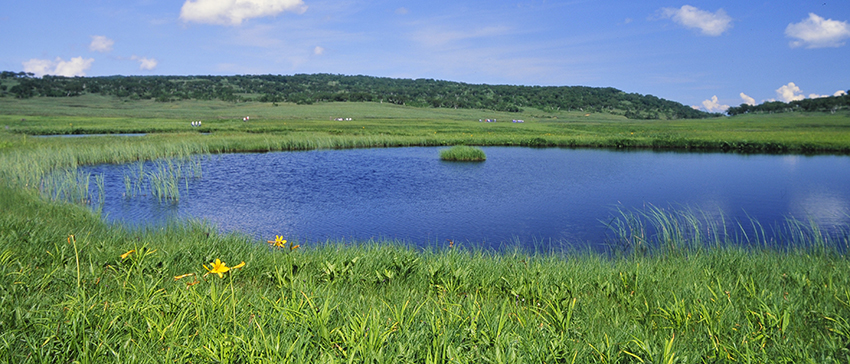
409;25;513;48
23;57;94;77
89;35;114;53
130;56;158;70
180;0;307;26
659;5;732;36
786;13;850;48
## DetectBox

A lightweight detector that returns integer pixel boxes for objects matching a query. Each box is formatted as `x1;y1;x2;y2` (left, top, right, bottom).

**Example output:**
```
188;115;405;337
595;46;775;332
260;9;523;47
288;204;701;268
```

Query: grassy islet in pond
440;145;486;161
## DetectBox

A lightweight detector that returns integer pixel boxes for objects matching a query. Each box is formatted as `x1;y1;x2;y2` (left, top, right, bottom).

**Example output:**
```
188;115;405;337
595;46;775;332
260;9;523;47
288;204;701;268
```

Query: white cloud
21;59;54;77
809;90;848;99
776;82;805;102
89;35;115;53
180;0;307;26
701;95;729;112
786;13;850;48
130;56;158;70
22;57;94;77
739;92;756;106
659;5;732;36
313;46;324;55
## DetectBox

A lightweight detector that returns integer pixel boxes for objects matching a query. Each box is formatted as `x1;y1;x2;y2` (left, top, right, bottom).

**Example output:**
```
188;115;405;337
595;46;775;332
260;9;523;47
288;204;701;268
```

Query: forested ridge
0;71;714;119
726;91;850;116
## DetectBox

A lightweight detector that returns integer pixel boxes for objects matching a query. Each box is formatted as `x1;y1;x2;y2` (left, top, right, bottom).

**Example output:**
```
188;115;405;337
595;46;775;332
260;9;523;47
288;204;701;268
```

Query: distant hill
727;92;850;116
0;71;714;119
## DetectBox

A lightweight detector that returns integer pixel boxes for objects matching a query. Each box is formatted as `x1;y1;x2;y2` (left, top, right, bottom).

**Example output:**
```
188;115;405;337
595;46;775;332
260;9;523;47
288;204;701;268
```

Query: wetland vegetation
1;93;850;362
439;146;486;161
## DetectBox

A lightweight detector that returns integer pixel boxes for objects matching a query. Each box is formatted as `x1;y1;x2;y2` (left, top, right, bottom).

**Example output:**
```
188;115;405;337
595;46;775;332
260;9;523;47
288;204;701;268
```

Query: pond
83;147;850;251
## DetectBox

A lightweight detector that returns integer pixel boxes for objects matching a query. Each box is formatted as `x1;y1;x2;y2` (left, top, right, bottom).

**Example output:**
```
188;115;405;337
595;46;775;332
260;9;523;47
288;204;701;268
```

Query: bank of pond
1;178;849;362
2;144;850;362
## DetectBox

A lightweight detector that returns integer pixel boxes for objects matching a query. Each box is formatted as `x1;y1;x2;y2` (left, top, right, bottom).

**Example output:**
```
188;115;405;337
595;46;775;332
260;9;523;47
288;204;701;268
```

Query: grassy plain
1;95;850;362
2;94;850;153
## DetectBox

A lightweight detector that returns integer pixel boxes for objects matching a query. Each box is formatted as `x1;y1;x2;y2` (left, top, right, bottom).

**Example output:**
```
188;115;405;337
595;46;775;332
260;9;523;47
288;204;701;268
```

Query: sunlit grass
1;96;850;362
1;182;849;362
2;96;850;154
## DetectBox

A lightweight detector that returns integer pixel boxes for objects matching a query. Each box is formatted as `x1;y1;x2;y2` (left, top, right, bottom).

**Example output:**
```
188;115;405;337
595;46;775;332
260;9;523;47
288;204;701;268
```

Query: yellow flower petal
174;273;195;280
120;249;136;259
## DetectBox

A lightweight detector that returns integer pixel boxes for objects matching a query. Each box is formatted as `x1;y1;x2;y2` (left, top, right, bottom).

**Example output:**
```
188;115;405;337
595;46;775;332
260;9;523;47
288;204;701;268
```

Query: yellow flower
203;259;231;278
290;243;300;251
268;235;286;248
232;261;246;270
120;249;136;259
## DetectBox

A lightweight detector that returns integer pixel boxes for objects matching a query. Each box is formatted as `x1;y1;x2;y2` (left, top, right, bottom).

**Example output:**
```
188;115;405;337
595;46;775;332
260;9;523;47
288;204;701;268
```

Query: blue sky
2;1;849;111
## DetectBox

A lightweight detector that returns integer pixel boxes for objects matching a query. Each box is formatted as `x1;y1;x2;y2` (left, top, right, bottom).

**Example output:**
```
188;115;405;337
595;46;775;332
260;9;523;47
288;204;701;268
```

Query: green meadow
1;95;850;362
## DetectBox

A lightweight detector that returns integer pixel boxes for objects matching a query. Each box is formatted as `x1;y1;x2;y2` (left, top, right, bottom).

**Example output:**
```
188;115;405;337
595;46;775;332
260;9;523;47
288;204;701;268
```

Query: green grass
440;145;486;161
1;96;850;362
3;94;850;154
1;184;849;363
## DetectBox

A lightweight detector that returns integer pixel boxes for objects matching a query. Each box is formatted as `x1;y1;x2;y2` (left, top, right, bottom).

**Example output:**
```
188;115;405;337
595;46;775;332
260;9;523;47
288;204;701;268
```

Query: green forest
0;71;712;120
726;91;850;116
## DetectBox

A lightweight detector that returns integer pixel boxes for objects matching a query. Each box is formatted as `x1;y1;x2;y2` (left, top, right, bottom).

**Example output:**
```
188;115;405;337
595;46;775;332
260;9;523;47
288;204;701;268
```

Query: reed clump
440;145;487;161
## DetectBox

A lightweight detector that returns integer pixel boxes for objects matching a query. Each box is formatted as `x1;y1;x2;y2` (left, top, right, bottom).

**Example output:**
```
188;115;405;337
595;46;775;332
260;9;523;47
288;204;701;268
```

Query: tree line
726;91;850;116
0;71;714;119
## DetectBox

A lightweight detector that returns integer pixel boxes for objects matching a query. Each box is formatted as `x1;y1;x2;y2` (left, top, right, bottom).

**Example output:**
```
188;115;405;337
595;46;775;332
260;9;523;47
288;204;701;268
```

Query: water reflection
83;147;850;251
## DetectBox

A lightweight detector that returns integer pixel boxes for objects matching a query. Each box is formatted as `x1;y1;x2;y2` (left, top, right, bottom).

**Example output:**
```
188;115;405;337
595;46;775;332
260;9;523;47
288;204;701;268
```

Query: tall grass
605;204;850;256
1;183;849;362
38;168;92;204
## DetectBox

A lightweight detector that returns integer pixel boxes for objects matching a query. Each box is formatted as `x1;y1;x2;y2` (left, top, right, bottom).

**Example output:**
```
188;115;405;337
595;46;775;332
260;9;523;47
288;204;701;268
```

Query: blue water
84;147;850;250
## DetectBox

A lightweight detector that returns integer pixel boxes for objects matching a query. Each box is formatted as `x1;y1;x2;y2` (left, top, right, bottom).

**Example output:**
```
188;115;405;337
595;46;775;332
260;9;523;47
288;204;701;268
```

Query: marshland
2;92;850;363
